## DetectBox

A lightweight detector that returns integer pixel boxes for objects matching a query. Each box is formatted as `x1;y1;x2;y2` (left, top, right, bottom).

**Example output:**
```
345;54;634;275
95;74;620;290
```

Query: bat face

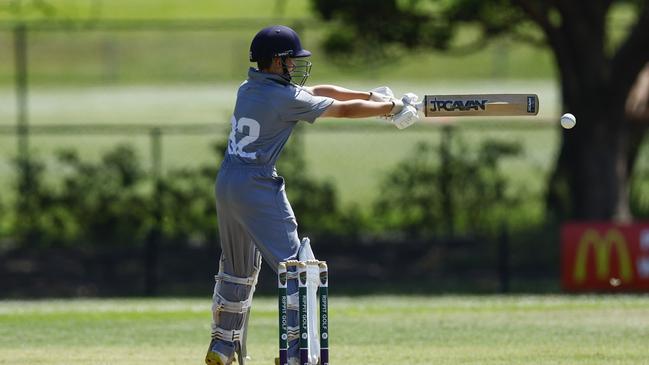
422;94;539;117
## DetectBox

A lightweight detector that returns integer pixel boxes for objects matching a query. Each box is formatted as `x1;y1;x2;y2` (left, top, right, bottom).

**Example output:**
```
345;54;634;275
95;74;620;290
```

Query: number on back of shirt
228;116;260;159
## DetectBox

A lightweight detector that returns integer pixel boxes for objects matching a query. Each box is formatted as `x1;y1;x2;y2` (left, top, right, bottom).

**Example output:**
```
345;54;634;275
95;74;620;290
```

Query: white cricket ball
560;113;576;129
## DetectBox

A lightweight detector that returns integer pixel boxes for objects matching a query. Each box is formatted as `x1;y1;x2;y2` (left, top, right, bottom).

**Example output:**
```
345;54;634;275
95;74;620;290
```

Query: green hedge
3;128;543;248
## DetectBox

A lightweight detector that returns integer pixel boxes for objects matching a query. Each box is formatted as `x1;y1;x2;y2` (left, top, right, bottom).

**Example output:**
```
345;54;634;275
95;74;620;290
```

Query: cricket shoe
205;339;236;365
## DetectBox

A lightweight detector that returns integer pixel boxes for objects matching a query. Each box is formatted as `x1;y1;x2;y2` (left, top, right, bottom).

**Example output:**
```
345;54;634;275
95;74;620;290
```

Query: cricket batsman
206;25;420;365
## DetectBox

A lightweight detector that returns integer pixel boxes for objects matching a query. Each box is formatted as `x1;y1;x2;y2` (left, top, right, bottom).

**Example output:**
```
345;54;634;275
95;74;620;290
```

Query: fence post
498;222;510;293
151;127;163;180
145;128;163;296
14;23;29;161
13;23;33;237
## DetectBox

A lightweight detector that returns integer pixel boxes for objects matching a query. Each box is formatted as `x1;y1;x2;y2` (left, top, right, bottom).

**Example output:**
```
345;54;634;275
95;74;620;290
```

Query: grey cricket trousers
210;163;301;357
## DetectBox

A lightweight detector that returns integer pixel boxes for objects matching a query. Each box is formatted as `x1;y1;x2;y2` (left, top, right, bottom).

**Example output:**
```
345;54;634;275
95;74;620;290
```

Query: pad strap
211;326;242;343
213;293;252;314
287;292;299;311
212;263;262;314
287;325;300;342
215;272;257;286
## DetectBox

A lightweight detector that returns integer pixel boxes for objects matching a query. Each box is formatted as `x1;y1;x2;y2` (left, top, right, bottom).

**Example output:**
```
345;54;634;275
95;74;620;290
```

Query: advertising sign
562;223;649;291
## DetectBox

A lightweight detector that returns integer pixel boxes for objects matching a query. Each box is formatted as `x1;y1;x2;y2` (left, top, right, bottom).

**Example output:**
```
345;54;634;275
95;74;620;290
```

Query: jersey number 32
228;116;260;160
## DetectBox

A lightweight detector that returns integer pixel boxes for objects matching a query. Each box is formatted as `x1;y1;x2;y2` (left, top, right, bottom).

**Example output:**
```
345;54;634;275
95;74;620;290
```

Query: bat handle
414;101;424;116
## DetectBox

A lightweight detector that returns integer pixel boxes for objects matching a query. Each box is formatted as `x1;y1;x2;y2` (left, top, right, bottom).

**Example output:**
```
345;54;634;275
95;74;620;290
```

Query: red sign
562;223;649;292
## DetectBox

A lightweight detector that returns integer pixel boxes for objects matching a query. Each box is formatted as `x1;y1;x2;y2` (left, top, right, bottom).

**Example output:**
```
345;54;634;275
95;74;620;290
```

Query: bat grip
414;101;424;116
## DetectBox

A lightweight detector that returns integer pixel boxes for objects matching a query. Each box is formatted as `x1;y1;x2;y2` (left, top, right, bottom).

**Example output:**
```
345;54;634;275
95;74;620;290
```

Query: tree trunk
545;14;630;222
571;106;629;221
548;104;631;221
547;62;649;223
542;0;649;223
627;63;649;173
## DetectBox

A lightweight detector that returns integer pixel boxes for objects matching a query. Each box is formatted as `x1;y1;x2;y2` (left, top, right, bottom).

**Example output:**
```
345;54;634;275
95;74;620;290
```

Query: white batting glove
389;98;403;114
391;104;419;129
389;93;420;116
369;86;395;102
401;92;419;106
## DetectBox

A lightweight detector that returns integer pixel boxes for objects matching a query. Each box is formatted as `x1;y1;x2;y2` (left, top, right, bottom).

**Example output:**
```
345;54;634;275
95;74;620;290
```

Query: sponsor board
562;223;649;291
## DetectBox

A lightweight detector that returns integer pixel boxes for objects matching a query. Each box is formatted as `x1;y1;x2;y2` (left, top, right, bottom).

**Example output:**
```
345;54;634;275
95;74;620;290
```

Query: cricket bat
418;94;539;117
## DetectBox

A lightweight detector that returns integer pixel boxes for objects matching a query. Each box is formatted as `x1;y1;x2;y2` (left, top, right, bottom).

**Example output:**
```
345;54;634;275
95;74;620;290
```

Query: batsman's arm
321;100;397;118
306;85;405;118
305;85;372;101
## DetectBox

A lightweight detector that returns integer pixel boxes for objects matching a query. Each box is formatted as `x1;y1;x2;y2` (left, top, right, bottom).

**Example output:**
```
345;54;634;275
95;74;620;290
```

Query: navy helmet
249;25;312;86
249;25;311;62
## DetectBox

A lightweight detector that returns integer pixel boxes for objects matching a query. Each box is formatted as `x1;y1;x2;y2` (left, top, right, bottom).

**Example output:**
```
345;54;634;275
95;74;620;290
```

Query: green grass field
0;26;556;85
0;0;559;85
0;0;314;21
1;295;648;365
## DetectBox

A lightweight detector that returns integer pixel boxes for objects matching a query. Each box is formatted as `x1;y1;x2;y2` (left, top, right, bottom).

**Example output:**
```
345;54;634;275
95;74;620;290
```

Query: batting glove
391;104;419;129
368;86;395;102
401;92;419;106
388;92;420;116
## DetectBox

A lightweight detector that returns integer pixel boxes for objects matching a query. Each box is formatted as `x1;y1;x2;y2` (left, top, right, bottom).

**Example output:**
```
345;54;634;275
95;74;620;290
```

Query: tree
312;0;649;222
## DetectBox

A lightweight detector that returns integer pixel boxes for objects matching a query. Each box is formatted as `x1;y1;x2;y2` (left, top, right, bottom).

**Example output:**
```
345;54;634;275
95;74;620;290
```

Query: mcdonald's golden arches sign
562;223;649;291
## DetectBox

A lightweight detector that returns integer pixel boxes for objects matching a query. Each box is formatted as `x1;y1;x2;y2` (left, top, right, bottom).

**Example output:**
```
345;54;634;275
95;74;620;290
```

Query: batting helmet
249;25;311;62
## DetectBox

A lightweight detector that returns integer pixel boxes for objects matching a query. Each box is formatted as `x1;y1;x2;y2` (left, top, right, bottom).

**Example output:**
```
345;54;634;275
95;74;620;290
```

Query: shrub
374;128;524;239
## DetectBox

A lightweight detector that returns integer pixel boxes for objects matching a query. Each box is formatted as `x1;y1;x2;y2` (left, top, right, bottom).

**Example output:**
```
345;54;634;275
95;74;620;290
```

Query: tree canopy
313;0;649;222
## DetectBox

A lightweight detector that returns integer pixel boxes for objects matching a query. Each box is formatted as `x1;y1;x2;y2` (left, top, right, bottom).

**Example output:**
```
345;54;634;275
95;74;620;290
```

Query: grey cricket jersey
224;68;334;167
215;68;334;273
